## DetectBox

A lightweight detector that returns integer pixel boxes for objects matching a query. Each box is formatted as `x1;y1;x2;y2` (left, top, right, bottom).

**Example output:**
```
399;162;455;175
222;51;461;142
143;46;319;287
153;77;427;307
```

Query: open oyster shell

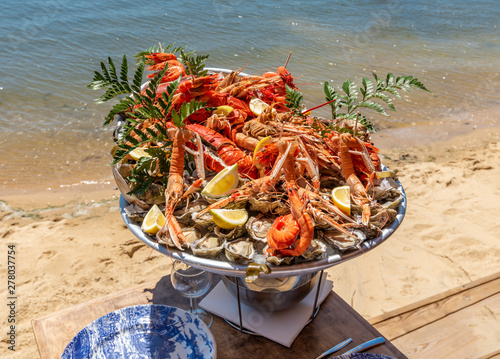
215;225;246;241
265;248;294;266
174;199;209;226
191;232;225;258
318;229;365;252
162;226;202;249
245;215;275;242
192;212;216;230
300;239;328;261
224;238;255;264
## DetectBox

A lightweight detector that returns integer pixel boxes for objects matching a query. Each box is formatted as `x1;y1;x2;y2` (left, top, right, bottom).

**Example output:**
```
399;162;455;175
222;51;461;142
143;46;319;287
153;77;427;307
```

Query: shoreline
2;121;499;204
1;100;500;198
1;124;500;358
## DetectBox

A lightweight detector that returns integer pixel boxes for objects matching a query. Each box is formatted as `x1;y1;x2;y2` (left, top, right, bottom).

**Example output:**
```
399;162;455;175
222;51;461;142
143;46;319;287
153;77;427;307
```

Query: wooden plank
478;349;500;359
370;271;500;326
372;276;500;340
391;292;500;359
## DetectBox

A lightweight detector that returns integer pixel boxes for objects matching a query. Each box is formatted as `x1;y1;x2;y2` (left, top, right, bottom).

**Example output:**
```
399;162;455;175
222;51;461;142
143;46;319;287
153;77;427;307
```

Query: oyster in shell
215;225;246;241
380;194;403;210
192;212;216;230
265;250;294;266
162;226;201;248
191;232;225;258
319;229;364;252
174;199;209;226
123;203;150;222
300;239;328;260
246;215;275;242
224;238;255;264
248;197;286;214
369;208;397;229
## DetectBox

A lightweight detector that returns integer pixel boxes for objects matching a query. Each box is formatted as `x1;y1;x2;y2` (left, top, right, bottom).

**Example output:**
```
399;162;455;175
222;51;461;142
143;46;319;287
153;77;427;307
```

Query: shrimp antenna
284;52;292;68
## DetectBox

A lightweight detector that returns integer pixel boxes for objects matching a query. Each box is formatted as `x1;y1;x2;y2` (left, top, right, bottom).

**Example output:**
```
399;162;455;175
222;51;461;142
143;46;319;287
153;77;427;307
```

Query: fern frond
285;84;303;112
180;51;209;77
323;72;429;134
172;99;206;128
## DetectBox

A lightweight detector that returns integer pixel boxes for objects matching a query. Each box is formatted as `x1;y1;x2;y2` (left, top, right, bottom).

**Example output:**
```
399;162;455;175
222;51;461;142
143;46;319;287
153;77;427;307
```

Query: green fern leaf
357;100;388;116
146;128;157;138
386;73;395;87
155;123;168;137
133;129;149;142
119;55;128;83
285;84;303;111
131;61;145;94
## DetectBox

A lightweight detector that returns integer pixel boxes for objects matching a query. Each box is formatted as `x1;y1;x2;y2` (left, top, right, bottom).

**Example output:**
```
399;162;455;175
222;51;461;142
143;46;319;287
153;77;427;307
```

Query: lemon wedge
141;204;166;235
210;208;249;230
249;97;275;116
201;163;239;198
375;170;397;179
213;105;234;116
129;147;152;161
332;186;351;216
253;136;273;168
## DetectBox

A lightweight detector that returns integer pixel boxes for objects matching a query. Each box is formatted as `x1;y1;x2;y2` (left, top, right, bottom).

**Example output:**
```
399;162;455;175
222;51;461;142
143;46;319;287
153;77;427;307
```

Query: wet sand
1;126;500;358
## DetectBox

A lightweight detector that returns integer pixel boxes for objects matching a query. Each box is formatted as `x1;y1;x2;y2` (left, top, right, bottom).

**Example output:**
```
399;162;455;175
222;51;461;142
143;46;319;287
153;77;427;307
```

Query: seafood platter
89;45;424;281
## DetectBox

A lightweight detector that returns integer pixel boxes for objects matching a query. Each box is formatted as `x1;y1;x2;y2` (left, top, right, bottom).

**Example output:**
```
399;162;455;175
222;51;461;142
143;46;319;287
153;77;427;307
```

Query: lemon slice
129;147;152;161
376;170;397;179
141;204;166;235
332;186;351;216
249;97;275;116
213;105;234;116
210;209;249;230
201;163;239;198
253;136;273;168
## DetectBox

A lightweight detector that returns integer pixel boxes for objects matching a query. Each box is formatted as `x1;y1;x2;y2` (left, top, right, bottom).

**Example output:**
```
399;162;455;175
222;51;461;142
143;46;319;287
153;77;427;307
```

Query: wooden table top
32;275;407;359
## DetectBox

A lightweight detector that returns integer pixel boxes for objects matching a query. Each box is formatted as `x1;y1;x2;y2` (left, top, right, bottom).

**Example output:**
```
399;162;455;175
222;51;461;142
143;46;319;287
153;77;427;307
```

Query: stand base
226;270;325;333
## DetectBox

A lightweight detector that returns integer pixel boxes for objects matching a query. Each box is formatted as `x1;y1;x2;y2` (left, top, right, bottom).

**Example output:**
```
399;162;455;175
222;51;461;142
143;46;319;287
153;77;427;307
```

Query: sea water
1;0;499;192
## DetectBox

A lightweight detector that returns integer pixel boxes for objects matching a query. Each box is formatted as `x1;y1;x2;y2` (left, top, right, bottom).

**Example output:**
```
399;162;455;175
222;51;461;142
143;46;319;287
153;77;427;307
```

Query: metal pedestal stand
224;270;325;335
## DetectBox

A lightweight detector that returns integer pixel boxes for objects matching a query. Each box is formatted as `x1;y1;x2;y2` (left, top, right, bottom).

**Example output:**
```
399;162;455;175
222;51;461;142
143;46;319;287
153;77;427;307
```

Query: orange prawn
266;141;314;257
187;123;258;179
277;184;314;257
337;133;372;225
146;52;186;83
266;214;299;250
158;127;193;249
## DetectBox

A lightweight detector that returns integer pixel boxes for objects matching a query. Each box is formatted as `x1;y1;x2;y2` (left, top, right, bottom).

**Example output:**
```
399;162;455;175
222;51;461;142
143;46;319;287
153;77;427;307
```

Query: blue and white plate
333;353;396;359
61;304;216;359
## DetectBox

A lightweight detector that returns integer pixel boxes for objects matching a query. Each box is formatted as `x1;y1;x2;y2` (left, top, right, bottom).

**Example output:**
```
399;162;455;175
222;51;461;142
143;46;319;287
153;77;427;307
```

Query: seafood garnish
90;44;426;281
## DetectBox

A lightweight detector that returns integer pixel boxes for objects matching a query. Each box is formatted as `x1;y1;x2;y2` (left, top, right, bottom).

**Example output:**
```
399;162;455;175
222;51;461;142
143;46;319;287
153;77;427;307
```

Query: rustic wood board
372;274;500;340
370;271;500;327
391;292;500;359
32;275;407;359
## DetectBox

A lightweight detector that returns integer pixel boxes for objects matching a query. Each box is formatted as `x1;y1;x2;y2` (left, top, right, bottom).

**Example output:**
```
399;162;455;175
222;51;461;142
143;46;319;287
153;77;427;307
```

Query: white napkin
199;276;333;347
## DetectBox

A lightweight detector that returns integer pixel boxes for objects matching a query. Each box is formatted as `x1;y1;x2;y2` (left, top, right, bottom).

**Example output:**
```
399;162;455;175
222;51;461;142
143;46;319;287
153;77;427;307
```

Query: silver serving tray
116;67;406;277
119;180;406;278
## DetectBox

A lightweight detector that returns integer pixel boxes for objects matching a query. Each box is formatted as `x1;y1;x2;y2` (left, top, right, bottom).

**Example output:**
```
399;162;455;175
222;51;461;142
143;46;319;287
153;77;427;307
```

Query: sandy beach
1;124;499;358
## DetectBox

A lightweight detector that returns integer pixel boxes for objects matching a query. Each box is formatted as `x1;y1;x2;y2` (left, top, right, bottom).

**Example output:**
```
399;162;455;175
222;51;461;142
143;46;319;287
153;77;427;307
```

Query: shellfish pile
89;46;422;275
